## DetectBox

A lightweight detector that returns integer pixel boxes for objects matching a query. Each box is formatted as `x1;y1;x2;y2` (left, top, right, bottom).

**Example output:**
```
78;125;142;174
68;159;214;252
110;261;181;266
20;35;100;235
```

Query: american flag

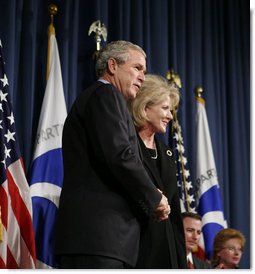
0;39;36;268
170;108;208;260
166;69;196;213
170;109;196;213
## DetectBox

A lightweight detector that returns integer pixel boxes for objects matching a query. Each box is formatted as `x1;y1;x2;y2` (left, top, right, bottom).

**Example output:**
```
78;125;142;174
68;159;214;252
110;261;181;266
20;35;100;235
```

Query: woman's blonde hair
211;228;246;267
129;74;180;129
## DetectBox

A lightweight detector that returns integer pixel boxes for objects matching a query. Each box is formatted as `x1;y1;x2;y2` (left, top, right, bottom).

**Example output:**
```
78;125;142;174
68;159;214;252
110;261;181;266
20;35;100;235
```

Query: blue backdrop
0;0;250;268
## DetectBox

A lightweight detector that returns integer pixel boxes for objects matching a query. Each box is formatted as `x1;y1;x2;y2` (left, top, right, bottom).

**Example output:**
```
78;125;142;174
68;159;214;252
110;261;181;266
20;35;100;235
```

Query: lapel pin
166;150;172;156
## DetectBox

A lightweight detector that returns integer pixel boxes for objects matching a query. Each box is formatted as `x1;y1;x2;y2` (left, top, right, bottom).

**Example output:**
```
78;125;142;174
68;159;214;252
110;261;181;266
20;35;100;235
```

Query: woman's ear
143;108;149;121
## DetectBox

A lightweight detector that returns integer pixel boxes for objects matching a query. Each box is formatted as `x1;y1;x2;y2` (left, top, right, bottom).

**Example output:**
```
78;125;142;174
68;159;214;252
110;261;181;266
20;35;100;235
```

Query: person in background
211;228;245;269
182;212;212;269
129;74;187;268
55;41;170;269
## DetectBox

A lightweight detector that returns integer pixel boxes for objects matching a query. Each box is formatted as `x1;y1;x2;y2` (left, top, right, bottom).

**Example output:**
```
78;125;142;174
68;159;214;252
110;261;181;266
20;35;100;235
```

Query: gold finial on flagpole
195;86;203;97
49;4;58;26
166;68;182;89
88;20;107;59
195;86;205;105
46;4;58;80
48;4;57;36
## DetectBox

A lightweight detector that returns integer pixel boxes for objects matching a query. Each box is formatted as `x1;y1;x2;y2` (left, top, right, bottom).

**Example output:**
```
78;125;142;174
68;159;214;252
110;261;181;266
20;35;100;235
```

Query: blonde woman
129;74;187;268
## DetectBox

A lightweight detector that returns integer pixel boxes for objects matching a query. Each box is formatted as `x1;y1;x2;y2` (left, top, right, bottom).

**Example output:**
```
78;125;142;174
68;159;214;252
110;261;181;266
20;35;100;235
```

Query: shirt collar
98;79;110;84
187;252;193;264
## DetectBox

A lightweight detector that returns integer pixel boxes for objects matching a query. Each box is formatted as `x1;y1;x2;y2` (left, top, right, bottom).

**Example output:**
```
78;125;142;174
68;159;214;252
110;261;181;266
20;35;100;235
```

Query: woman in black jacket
129;74;187;268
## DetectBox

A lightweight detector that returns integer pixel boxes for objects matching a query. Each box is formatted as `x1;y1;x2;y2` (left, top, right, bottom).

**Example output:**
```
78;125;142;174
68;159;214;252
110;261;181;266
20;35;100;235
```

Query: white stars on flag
1;73;8;87
4;129;15;142
170;115;196;212
0;74;16;165
7;112;14;125
0;37;36;268
0;89;8;101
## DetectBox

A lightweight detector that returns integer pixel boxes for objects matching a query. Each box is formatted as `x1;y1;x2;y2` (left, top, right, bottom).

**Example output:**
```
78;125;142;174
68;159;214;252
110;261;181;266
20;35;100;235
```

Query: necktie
187;259;195;269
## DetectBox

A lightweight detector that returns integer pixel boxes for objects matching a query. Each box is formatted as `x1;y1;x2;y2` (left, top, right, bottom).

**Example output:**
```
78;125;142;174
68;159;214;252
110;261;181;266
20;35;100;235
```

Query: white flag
29;33;67;268
195;96;227;259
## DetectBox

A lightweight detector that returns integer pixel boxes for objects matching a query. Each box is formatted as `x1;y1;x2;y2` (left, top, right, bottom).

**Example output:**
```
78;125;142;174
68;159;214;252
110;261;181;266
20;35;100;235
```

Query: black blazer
193;255;212;269
136;136;187;269
55;82;162;267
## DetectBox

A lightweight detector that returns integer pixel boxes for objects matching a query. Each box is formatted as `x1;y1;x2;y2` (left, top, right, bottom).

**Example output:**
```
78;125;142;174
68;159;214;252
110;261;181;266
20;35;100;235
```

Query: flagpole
166;69;194;212
172;109;191;212
29;7;67;266
167;69;191;211
194;84;227;258
46;4;57;81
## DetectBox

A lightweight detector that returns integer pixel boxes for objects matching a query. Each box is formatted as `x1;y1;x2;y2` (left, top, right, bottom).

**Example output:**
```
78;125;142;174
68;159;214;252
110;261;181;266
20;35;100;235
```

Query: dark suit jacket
55;81;162;267
135;136;187;269
193;255;212;269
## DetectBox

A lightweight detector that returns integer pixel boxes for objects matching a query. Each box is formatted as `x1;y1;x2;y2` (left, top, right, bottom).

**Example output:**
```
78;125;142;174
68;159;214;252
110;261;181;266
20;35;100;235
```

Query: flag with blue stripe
195;96;227;259
29;30;67;268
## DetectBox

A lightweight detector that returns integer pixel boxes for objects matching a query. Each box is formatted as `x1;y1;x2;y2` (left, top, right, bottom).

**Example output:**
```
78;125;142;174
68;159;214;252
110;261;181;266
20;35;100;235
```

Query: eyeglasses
223;246;243;253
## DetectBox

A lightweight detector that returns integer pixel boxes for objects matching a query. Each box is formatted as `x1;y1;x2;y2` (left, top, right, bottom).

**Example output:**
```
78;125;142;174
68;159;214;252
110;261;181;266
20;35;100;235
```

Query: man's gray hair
95;40;146;78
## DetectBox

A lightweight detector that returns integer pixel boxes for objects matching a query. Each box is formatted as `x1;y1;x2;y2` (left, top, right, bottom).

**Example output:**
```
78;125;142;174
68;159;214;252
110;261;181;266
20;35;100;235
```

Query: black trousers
58;254;132;269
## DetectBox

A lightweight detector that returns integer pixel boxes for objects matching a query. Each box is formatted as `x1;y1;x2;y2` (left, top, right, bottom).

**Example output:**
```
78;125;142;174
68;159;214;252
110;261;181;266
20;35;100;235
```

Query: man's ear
107;58;118;74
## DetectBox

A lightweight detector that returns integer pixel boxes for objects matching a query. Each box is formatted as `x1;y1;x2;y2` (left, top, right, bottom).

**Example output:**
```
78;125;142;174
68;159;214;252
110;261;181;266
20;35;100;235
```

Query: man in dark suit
182;212;212;269
55;40;170;269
